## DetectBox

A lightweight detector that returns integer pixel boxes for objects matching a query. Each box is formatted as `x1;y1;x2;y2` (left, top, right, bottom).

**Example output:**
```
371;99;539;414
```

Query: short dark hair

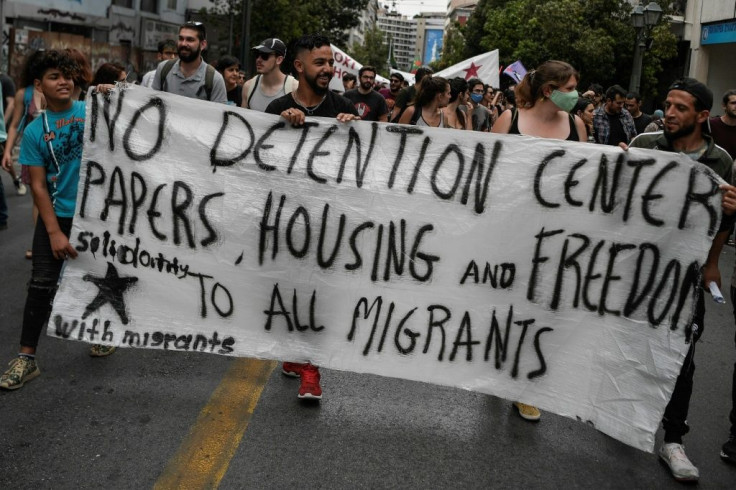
342;72;356;83
158;39;177;54
572;97;594;114
449;77;468;103
35;50;79;82
91;62;126;85
588;83;603;96
605;84;627;101
415;66;433;84
21;50;47;87
359;65;376;78
723;89;736;105
180;21;206;41
390;72;404;82
467;78;483;91
292;34;331;58
626;92;641;102
215;55;240;74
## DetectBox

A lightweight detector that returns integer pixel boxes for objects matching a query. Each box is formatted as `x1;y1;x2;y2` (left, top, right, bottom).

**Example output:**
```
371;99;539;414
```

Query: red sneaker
282;361;307;378
298;364;322;400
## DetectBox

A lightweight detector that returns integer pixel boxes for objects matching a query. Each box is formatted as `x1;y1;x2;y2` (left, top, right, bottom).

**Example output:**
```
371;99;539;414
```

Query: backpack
159;59;216;100
246;74;297;108
16;85;35;135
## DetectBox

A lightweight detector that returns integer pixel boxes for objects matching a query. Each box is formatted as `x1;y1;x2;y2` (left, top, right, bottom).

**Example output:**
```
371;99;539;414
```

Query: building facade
0;0;186;82
377;9;417;71
680;0;736;108
446;0;476;28
347;0;381;48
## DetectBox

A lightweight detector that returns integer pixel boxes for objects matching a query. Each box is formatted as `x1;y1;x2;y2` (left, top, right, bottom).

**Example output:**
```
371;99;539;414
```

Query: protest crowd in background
1;22;736;486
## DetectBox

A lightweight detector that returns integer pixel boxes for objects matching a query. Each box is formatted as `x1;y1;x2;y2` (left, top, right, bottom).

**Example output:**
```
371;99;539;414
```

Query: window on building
167;0;178;9
112;0;133;7
141;0;157;13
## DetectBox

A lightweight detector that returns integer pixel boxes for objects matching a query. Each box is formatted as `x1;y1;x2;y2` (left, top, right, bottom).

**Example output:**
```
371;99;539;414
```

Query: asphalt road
2;174;736;489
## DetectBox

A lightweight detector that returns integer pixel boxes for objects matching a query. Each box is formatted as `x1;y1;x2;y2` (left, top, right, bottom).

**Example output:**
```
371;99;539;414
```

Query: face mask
549;89;579;112
470;93;484;104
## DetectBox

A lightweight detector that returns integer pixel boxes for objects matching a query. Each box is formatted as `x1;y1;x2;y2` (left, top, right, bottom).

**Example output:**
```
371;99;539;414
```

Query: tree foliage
202;0;368;61
462;0;677;97
348;22;389;76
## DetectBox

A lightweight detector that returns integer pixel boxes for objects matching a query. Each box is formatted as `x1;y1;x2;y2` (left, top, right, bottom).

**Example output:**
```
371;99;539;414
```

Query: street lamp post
629;1;663;94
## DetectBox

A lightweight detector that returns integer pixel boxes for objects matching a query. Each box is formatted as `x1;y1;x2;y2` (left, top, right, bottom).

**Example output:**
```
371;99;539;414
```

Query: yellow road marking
154;358;277;489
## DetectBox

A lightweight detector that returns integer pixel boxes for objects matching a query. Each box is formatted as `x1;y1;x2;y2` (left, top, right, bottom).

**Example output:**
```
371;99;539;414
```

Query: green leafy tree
348;22;389;76
201;0;368;62
465;0;677;97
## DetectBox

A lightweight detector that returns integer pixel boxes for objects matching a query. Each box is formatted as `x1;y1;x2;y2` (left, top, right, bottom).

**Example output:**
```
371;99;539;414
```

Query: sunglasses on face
182;21;206;37
256;52;274;61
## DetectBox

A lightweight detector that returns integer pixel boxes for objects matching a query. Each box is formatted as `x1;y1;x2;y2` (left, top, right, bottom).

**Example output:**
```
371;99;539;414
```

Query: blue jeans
20;217;73;348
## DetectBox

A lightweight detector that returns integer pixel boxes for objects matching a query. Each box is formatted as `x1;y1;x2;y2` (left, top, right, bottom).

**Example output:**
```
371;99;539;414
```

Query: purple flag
503;60;527;83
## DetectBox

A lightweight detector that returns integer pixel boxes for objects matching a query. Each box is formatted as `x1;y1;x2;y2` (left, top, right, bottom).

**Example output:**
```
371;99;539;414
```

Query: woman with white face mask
492;60;586;142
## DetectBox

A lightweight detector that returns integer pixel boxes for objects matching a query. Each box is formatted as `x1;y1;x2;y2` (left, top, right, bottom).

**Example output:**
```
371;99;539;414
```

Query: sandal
89;345;116;357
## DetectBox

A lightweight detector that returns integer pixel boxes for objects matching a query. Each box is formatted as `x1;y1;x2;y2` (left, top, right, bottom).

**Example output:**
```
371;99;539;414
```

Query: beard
305;72;329;96
178;45;201;63
361;80;372;91
664;120;697;141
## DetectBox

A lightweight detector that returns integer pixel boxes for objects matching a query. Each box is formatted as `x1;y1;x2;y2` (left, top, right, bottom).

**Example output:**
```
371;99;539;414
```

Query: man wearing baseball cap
242;37;298;112
630;78;736;482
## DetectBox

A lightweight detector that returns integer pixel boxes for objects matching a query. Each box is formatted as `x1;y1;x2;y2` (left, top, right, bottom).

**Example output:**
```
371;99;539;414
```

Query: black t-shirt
0;73;16;113
632;112;653;135
265;90;359;118
710;116;736;160
342;89;388;121
607;113;628;146
227;85;242;107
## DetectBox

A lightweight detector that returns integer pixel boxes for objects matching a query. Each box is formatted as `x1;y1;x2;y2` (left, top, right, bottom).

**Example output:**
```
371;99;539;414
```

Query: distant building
446;0;477;28
377;9;417;71
676;0;735;103
415;13;446;66
347;0;381;48
0;0;186;82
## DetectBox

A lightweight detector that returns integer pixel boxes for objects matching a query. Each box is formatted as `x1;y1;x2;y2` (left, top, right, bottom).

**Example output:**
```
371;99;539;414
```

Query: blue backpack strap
17;85;34;132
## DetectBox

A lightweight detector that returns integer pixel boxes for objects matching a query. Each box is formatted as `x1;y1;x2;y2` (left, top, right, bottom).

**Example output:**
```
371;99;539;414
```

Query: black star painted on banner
82;262;138;325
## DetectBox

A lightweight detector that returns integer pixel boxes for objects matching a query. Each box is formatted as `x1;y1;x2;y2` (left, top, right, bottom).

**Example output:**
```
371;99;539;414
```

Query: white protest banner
435;50;500;87
329;44;389;92
52;86;723;452
390;68;415;85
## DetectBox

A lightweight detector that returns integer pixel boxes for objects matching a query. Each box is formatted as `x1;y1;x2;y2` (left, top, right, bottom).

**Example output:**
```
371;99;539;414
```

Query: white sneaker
659;443;699;481
14;179;27;196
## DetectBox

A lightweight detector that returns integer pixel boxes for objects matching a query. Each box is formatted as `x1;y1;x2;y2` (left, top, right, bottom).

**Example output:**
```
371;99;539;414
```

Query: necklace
292;92;327;116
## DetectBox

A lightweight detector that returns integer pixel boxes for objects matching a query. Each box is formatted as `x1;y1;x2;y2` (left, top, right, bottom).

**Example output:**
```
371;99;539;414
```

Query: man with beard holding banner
152;21;227;104
265;34;360;400
629;78;736;482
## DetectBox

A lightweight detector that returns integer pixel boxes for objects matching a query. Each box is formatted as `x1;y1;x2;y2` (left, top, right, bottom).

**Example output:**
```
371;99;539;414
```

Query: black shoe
721;435;736;464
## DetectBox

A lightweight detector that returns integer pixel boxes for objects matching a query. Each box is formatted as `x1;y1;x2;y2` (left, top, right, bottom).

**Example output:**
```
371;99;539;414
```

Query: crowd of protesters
1;23;736;484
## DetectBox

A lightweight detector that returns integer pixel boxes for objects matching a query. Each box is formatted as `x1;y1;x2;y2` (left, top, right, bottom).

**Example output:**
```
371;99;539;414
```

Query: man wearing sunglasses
242;38;297;112
378;72;403;112
152;21;227;103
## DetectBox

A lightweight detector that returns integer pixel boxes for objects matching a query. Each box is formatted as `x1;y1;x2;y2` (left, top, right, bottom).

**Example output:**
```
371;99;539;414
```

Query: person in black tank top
493;60;586;143
490;60;586;424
